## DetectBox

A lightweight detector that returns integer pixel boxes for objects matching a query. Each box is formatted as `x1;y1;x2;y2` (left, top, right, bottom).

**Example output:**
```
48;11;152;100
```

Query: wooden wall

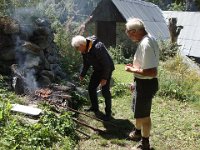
96;21;116;47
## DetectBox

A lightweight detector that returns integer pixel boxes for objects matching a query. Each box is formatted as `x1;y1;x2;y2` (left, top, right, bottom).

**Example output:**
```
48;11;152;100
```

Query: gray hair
71;35;86;47
125;18;145;31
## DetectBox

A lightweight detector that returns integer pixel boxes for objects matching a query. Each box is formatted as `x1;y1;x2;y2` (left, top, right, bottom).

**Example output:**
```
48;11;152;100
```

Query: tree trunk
168;17;183;43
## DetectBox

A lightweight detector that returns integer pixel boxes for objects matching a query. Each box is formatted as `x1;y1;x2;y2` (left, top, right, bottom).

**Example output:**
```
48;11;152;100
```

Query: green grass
1;63;200;150
151;98;200;150
112;64;133;84
76;64;200;150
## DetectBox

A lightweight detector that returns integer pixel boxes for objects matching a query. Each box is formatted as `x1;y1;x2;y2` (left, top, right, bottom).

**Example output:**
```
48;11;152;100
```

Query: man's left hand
100;79;107;87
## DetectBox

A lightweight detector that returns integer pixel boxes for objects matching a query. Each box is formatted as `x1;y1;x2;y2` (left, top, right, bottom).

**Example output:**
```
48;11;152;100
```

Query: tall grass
158;55;200;102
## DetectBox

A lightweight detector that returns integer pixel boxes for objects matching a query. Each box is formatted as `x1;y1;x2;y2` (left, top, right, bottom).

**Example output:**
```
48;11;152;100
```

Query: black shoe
84;107;99;112
128;129;142;141
94;111;103;118
103;114;111;121
131;139;150;150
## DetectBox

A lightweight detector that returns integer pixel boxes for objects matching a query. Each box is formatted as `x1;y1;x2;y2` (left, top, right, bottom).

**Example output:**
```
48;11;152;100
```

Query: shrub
0;100;12;126
111;82;129;98
109;45;132;64
159;40;179;61
53;23;82;76
0;109;78;149
158;55;200;102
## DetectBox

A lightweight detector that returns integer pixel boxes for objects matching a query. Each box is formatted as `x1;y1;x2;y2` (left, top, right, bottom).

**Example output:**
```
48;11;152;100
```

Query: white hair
71;35;86;47
125;18;145;31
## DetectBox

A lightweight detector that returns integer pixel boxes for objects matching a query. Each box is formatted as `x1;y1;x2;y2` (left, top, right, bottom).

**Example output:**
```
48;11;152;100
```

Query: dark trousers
88;71;112;115
132;77;158;118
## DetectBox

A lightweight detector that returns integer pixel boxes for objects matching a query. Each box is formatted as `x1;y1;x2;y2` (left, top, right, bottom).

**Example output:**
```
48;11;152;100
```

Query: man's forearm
134;68;157;77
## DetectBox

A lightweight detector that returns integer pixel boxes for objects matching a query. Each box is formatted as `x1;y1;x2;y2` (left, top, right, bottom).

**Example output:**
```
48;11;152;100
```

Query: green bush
168;2;185;11
53;23;82;76
109;45;132;64
159;40;179;61
158;55;200;102
0;79;78;149
111;82;129;98
0;100;12;126
0;109;78;150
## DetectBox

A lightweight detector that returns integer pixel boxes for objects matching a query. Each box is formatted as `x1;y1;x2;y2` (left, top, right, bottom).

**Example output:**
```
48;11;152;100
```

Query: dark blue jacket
80;36;115;80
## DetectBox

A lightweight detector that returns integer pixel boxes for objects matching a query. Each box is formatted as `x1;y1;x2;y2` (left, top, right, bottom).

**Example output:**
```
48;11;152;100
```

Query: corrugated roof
163;11;200;57
112;0;170;40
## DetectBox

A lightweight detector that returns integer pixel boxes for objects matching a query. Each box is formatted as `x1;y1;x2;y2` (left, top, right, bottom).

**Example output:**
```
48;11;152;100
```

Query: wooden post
168;17;183;43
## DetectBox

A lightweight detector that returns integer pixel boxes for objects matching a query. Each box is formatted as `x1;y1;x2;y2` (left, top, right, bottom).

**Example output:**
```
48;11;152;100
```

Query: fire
35;88;52;98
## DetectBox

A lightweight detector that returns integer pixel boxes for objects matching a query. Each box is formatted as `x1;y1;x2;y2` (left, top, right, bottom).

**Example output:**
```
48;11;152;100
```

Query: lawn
112;64;133;84
1;64;199;150
76;64;200;150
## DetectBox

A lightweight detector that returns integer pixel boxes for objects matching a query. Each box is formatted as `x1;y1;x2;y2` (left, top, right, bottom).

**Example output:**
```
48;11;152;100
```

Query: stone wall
0;16;67;93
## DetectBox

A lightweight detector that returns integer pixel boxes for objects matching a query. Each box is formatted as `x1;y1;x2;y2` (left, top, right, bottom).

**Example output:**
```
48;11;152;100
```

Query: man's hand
100;79;107;87
79;76;84;81
125;65;133;72
130;83;135;92
125;64;137;73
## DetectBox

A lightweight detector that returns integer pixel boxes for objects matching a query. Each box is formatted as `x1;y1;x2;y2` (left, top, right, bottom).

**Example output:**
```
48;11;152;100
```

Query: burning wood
35;88;52;98
35;88;72;100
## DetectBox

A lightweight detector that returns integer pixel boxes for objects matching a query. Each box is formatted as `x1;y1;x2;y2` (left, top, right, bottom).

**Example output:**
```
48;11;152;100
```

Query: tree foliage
1;0;200;76
0;0;101;76
146;0;200;11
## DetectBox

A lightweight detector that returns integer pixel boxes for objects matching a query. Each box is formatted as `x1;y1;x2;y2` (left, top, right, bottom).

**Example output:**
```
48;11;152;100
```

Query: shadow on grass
97;114;135;140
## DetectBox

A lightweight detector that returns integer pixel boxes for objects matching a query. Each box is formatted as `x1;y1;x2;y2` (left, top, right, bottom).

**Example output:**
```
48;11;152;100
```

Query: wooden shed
90;0;170;47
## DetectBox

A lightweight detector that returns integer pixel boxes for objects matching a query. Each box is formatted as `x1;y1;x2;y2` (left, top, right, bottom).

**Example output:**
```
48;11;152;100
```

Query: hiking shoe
131;140;150;150
128;129;142;141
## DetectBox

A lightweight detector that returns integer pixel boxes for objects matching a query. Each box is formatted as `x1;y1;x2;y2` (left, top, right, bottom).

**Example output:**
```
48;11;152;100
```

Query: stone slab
11;104;42;116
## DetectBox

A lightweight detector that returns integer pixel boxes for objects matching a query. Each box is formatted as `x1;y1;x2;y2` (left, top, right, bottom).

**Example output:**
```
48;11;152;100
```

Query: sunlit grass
76;64;200;150
113;64;133;84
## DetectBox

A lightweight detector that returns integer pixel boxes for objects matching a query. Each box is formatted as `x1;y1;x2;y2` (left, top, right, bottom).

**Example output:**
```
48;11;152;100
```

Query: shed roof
91;0;170;40
163;11;200;58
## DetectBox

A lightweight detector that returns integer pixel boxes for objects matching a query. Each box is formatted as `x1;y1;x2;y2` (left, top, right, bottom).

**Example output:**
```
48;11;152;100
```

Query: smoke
13;10;41;93
23;55;40;93
14;38;40;93
24;68;38;93
11;0;100;94
24;55;40;68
